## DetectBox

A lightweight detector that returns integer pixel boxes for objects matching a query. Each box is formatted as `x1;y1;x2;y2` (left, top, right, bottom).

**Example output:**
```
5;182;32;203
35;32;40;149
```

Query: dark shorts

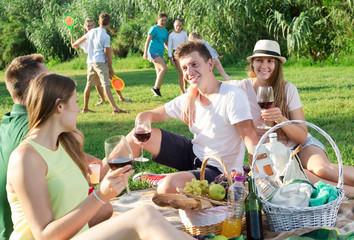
152;129;222;182
172;49;176;62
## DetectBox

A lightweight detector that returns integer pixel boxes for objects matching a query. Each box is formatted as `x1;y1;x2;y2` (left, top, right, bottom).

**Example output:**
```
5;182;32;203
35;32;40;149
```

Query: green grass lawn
0;64;353;191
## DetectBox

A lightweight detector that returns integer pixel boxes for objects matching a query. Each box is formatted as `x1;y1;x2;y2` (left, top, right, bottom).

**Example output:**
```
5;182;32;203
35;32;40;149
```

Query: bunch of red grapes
192;234;205;240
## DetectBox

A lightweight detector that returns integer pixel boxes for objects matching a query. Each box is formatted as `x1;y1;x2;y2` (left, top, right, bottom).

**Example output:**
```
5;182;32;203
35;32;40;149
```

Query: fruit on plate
208;183;226;200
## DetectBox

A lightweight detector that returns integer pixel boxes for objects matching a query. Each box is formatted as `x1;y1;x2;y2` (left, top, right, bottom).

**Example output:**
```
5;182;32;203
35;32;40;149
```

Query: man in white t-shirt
73;13;126;114
121;41;258;194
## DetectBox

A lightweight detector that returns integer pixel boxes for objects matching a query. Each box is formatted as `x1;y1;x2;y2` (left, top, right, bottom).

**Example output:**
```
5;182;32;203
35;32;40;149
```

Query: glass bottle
245;176;264;240
255;173;279;202
221;176;245;238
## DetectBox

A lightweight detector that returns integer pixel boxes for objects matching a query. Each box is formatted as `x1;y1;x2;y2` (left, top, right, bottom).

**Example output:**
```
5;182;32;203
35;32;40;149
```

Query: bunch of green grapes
184;179;209;196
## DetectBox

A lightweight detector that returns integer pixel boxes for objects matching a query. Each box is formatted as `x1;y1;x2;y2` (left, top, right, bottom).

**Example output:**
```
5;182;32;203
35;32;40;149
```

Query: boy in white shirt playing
73;13;126;114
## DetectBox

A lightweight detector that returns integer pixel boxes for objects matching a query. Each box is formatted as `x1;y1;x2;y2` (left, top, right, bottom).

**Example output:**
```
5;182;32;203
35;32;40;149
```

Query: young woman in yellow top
6;73;193;240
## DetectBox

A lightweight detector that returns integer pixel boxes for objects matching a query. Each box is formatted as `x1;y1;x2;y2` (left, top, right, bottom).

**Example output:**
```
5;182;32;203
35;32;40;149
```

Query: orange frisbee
111;75;125;91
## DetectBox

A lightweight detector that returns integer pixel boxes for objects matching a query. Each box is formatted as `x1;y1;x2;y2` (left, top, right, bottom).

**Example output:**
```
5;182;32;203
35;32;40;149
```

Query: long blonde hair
26;73;88;177
248;59;289;140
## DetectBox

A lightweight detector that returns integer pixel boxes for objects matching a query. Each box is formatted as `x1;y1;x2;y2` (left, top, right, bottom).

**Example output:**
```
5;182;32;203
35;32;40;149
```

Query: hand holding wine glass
257;86;274;129
134;119;151;162
104;135;141;203
96;164;133;202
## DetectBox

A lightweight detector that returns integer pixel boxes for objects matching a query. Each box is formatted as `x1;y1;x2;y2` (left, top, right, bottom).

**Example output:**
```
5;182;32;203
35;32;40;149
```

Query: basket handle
201;154;233;187
251;120;343;189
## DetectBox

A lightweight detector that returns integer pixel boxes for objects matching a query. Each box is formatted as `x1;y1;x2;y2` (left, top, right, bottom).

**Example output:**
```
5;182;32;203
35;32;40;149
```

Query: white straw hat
247;40;286;63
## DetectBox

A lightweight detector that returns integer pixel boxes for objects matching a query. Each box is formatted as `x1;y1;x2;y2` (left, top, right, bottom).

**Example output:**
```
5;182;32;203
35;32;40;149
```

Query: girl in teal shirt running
143;12;169;97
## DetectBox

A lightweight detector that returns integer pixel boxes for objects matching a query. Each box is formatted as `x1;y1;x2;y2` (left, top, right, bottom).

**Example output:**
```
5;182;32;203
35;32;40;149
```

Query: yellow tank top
8;139;89;240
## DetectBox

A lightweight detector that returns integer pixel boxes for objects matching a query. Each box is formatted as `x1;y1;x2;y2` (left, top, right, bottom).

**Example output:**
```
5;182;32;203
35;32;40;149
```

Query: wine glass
134;119;151;162
256;86;274;129
104;135;141;203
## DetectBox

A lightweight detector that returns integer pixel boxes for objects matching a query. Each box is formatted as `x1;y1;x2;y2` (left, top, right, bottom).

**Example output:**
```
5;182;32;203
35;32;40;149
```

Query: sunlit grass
0;63;352;191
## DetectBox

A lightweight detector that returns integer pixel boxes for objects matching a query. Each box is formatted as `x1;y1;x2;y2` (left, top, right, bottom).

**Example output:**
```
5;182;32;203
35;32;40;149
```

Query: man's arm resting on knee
136;105;171;123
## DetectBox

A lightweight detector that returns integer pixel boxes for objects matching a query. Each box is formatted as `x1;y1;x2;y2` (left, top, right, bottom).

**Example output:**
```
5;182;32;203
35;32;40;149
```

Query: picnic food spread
153;155;253;238
254;133;339;208
153;121;345;238
251;120;344;232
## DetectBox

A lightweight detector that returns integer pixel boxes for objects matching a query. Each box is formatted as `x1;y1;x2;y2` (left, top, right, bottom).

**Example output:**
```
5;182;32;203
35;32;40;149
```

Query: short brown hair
174;41;212;63
5;54;45;102
99;12;111;26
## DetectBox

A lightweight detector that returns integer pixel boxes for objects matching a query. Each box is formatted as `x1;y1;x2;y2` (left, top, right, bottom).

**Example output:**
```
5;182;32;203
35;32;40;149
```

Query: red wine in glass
134;132;151;142
108;157;133;170
258;101;273;109
256;86;274;129
104;135;141;203
134;119;151;162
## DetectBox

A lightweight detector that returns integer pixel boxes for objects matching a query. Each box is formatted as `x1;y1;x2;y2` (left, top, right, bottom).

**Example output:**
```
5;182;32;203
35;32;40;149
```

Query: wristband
92;190;106;204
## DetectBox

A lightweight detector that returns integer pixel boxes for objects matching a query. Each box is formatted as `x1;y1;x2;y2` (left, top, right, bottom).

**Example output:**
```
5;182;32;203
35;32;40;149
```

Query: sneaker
133;172;167;186
95;101;104;106
123;98;132;102
151;88;162;97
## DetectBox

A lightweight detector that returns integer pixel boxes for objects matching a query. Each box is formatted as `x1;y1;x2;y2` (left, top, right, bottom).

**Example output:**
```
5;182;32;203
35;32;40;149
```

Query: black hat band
253;50;280;57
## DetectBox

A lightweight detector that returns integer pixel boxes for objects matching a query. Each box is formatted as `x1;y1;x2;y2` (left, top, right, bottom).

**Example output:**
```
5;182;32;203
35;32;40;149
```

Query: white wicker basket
251;120;344;232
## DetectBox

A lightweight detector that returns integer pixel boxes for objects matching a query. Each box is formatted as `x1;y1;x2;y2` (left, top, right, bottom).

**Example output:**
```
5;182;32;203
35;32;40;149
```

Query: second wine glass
104;135;141;203
134;119;151;162
256;86;274;129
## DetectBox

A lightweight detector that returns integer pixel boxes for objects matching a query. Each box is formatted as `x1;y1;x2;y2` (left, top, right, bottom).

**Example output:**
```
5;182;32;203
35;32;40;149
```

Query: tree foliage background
0;0;352;69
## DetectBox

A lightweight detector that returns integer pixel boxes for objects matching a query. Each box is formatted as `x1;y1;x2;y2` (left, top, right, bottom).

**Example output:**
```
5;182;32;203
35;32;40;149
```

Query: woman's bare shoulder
8;141;47;173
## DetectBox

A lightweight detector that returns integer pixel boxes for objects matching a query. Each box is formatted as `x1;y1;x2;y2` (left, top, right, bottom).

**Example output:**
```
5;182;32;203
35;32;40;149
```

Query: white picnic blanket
110;188;354;239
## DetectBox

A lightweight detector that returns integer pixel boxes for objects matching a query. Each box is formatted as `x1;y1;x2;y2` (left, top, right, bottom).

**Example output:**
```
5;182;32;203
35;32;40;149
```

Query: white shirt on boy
165;83;253;172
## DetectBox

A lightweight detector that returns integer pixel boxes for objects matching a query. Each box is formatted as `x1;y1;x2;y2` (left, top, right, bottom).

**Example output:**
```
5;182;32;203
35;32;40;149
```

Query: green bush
111;19;148;58
0;0;352;69
0;15;35;68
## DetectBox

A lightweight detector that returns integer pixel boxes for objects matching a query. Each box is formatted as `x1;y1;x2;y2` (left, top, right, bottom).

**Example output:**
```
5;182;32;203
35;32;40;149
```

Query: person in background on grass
182;39;354;198
72;13;128;114
168;18;189;94
70;18;107;107
120;41;258;194
143;12;169;97
0;54;112;240
6;72;193;240
188;31;232;81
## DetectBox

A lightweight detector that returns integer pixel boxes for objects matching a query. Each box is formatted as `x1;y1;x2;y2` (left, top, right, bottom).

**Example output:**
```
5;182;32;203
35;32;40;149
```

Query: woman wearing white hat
182;39;354;197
